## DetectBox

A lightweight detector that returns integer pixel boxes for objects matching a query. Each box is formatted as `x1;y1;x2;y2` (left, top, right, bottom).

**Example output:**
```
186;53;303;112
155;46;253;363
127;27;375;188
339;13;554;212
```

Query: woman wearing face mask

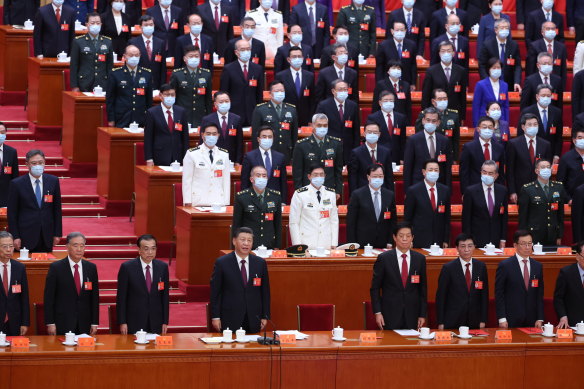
477;0;510;54
472;58;509;127
100;0;131;57
474;101;510;145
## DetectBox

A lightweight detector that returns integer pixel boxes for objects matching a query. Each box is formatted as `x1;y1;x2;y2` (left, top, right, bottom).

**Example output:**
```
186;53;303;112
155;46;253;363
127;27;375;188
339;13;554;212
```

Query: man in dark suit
289;0;330;58
516;0;541;30
97;0;141;26
7;149;62;253
554;241;584;328
315;43;358;103
507;113;552;203
196;0;235;57
422;40;467;120
0;231;30;336
568;0;584;34
375;21;418;85
3;0;39;25
0;123;19;207
526;21;567;88
319;26;359;71
573;70;584;122
370;221;427;329
520;52;563;110
44;232;99;335
224;17;266;69
348;122;394;193
200;91;244;164
496;230;545;328
220;39;263;126
367;90;408;164
404;159;451;248
128;15;167;90
460;0;489;27
347;164;397;248
462;160;508;248
404;107;452;188
275;46;315;127
273;25;315;74
117;234;169;334
429;0;468;42
315;79;360;163
430;14;469;70
436;233;489;329
385;1;427;58
145;1;183;56
106;45;154;128
459;116;505;193
33;0;76;58
372;61;412;123
99;1;132;57
144;84;189;166
241;127;287;202
557;130;584;197
174;13;214;69
210;227;271;332
519;84;563;162
572;185;584;243
479;18;522;92
525;2;564;49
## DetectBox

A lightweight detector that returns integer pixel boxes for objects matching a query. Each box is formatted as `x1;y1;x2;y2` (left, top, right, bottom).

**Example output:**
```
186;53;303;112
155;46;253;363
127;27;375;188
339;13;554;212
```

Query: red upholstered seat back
27;38;34;57
297;304;335;331
134;142;145;165
363;301;377;330
62;69;71;91
364;73;376;92
427;300;437;328
173;182;183;211
33;303;47;335
108;305;120;334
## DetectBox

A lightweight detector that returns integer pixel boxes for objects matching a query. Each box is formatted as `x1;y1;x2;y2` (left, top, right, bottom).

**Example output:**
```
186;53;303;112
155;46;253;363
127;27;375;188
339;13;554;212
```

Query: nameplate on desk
396;205;404;213
509;127;517;136
495;330;512;340
12;337;30;347
365;58;376;65
451;165;459;174
411;92;422;100
406;127;415;136
0;208;6;215
279;334;296;344
508;205;518;213
557;329;573;339
31;253;48;261
359;332;376;342
451;205;462;213
271;250;288;258
155;336;173;345
78;337;95;347
435;331;452;341
563;126;571;135
508;92;520;100
443;248;458;256
331;249;345;258
282;205;290;214
337;205;347;213
557;247;572;255
503;248;516;255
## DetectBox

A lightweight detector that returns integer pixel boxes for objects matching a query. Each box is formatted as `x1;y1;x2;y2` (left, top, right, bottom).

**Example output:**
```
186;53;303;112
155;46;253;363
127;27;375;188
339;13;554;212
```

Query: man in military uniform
170;45;212;129
233;165;282;249
245;0;283;60
292;113;343;200
289;164;339;249
518;159;569;246
336;0;376;57
251;80;298;163
415;88;461;159
70;13;113;92
106;45;153;128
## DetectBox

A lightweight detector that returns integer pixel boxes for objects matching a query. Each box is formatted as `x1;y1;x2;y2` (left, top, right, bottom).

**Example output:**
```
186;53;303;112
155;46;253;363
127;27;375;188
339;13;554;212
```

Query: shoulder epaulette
201;68;210;72
329;136;342;142
524;182;535;187
296;186;308;192
267;188;281;195
257;102;268;107
275;9;282;14
102;35;111;40
189;146;200;151
248;8;258;12
75;35;84;39
365;5;374;9
285;102;296;108
173;68;183;72
341;5;350;8
448;109;458;113
218;147;228;153
237;188;251;195
325;186;336;192
552;180;562;185
139;67;151;72
112;67;123;71
297;136;310;143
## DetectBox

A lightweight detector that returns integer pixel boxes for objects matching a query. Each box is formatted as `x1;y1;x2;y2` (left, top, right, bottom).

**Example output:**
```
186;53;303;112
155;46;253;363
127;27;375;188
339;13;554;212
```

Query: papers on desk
200;337;223;344
144;333;159;341
74;334;94;341
158;166;183;173
518;327;543;335
123;127;144;134
393;329;420;337
307;249;331;257
275;330;309;340
478;248;503;254
252;249;273;258
195;206;227;213
82;92;106;97
240;335;261;342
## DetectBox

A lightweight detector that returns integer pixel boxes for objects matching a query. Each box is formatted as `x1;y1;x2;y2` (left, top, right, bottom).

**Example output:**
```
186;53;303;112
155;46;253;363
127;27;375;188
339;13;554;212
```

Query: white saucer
18;258;31;261
0;341;9;347
332;337;347;341
222;339;235;343
134;340;149;344
62;341;77;346
541;333;556;338
418;334;435;340
361;254;376;257
456;334;472;339
235;339;249;343
483;253;499;256
574;331;584;336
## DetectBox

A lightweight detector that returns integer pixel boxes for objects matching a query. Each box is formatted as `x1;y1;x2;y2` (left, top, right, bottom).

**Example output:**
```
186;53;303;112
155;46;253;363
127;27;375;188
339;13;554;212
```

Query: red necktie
401;254;408;288
430;187;436;211
371;149;376;163
55;7;61;23
146;40;152;60
529;139;535;164
221;115;227;137
214;6;220;29
2;264;7;322
194;36;199;49
387;113;393;133
241;259;247;287
483;142;490;160
465;263;471;292
243;64;248;81
73;264;81;295
522;259;529;290
339;103;344;121
547;43;552;55
167;109;174;131
145;265;152;293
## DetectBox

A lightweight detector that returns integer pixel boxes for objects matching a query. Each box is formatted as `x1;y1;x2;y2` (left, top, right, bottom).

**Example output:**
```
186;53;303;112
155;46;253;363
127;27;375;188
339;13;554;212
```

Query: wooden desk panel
62;92;105;163
0;214;6;231
0;26;33;91
27;58;69;126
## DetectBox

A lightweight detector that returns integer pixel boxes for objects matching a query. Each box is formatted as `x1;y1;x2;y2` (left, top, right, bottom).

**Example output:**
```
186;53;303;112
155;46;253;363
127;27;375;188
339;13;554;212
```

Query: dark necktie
209;149;214;163
2;264;7;322
500;43;506;63
401;254;408;287
529;139;535;164
264;150;272;176
487;187;494;216
194;36;199;49
146;39;152;60
465;263;471;292
308;7;316;46
295;71;301;97
406;13;412;32
542;109;548;130
55;7;61;23
264;12;268;22
240;259;247;286
483;142;490;160
214;6;220;29
397;42;402;58
543;184;550;198
316;190;321;203
164;9;170;30
430;187;436;211
35;179;42;207
0;150;3;176
145;265;152;293
522;260;529;290
373;191;380;220
221;115;227;137
451;37;456;52
371;149;376;163
73;264;81;295
243;64;248;81
338;103;344;121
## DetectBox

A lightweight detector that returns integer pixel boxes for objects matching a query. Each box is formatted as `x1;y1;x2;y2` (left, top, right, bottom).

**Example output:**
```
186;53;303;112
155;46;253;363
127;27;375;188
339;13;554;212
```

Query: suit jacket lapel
388;251;404;289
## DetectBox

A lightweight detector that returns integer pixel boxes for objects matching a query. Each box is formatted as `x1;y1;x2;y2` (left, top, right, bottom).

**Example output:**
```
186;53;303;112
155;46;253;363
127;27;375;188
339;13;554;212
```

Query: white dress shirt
499;253;537;323
441;61;452;76
261;148;272;167
334;97;345;113
525;134;537;150
424;130;436;154
482;181;495;209
29;173;43;195
238;59;250;73
69;257;84;284
384;110;394;130
334;63;346;79
396;249;411;276
290;67;302;83
0;144;4;165
113;13;123;35
366;143;377;161
538;104;548;125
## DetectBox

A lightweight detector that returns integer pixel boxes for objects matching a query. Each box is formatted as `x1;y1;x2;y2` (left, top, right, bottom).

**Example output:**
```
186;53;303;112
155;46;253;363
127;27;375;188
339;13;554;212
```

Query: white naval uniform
245;6;283;60
182;143;231;206
289;184;339;249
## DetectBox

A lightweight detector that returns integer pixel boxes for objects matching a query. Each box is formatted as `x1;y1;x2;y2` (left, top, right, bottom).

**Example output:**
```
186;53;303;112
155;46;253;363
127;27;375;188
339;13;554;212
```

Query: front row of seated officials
2;227;584;336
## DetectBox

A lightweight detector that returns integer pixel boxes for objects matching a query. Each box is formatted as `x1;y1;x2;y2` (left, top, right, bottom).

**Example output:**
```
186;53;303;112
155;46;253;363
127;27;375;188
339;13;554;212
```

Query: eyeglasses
517;242;534;247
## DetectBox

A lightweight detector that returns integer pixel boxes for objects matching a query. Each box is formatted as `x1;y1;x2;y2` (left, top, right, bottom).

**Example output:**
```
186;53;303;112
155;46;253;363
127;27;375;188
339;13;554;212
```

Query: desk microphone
257;316;280;345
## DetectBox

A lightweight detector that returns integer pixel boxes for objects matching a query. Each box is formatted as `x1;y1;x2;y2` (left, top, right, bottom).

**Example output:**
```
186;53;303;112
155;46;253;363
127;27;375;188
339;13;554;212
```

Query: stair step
99;279;180;289
62;204;107;216
62;194;101;203
99;289;187;304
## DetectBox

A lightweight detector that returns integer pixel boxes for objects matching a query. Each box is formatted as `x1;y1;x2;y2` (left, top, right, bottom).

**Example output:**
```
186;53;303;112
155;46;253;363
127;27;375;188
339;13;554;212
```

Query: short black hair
423;158;440;170
287;24;301;33
333;25;349;35
0;121;6;129
392;21;406;30
535;158;551;169
289;46;303;56
422;106;440;118
432;88;447;99
487;57;502;70
393;221;413;236
477;116;495;127
240;16;255;26
269;79;285;91
66;232;87;244
159;84;174;94
86;12;101;23
520;112;539;126
183;44;200;55
573;241;584;255
139;15;154;24
233;226;254;238
308;163;325;174
201;123;219;133
455;233;475;247
536;83;553;94
213;90;230;101
387;60;402;69
379;90;395;100
367;164;384;175
137;234;157;247
258;126;274;137
485;101;501;112
438;40;455;52
513;230;532;244
25;149;45;162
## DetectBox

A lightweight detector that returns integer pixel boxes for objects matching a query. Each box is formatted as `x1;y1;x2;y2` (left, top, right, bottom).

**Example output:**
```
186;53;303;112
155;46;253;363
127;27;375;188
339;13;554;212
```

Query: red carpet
0;105;27;123
62;217;136;237
59;178;98;195
10;140;63;159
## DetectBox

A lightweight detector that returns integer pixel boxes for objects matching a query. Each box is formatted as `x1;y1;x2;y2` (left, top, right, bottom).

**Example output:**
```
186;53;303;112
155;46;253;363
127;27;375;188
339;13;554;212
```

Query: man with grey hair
0;231;29;336
7;149;62;253
462;159;508;248
520;51;563;110
314;43;358;102
44;231;100;335
292;113;343;200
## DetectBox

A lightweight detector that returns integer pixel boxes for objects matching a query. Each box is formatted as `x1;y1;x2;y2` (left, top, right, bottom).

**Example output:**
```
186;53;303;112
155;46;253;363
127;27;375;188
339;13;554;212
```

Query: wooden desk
0;214;6;231
0;26;33;92
27;58;69;126
62;92;106;163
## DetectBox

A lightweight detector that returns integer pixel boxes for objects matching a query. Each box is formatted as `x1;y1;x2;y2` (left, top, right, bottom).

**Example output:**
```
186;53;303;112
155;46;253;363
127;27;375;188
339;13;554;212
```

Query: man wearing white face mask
430;14;469;70
319;26;359;70
174;13;214;70
144;84;189;166
459;116;506;194
245;0;283;60
33;0;76;58
385;0;427;59
276;46;315;126
521;84;563;162
273;24;314;73
429;0;468;42
289;164;339;249
0;123;19;208
518;159;568;246
526;21;567;88
336;0;376;57
145;0;182;55
196;0;236;56
200;91;243;164
314;43;358;103
289;0;330;58
182;123;231;207
233;165;282;249
7;149;62;253
525;0;565;49
557;130;584;197
375;21;417;86
70;13;113;92
520;52;563;110
224;17;266;69
367;90;408;164
128;15;166;90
